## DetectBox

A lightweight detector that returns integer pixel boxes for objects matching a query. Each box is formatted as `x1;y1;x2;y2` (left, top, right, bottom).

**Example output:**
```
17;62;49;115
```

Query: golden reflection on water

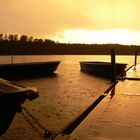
0;55;138;64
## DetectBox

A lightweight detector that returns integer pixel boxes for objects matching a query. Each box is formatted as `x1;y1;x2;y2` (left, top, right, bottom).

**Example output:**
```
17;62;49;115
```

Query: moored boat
80;61;127;78
0;61;60;79
0;77;38;135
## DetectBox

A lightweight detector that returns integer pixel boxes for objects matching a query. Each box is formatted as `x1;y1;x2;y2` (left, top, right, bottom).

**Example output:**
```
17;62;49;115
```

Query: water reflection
0;55;137;64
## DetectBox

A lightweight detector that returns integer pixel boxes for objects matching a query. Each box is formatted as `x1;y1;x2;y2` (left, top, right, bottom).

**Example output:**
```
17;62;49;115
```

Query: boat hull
80;61;127;78
0;77;39;135
0;61;60;79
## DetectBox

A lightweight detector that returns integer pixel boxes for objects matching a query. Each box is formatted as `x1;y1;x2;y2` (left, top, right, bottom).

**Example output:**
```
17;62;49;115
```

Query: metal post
134;50;137;70
111;49;116;83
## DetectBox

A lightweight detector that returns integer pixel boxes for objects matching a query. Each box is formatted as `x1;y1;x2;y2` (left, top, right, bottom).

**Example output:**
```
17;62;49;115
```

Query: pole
11;53;13;64
111;49;116;83
11;44;13;64
134;50;137;70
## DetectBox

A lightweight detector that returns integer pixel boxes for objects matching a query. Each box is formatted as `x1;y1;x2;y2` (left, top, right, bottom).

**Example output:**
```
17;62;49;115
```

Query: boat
0;77;39;135
0;61;60;79
80;61;127;78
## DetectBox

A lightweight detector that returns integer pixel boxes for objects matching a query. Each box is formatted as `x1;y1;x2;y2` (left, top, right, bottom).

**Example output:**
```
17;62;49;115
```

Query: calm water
0;55;138;140
0;55;137;64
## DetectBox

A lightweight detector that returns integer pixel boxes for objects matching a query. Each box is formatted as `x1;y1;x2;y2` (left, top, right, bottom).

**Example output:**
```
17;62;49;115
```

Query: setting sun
52;29;140;45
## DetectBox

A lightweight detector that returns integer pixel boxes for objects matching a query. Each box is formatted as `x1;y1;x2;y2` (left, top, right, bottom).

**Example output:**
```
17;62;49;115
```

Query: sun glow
52;29;140;45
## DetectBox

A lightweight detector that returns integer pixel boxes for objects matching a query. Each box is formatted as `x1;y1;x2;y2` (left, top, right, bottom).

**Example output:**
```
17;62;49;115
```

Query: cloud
0;0;140;39
0;0;92;38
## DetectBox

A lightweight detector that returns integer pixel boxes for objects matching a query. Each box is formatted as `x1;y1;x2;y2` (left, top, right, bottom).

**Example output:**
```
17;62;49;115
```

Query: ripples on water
0;55;136;140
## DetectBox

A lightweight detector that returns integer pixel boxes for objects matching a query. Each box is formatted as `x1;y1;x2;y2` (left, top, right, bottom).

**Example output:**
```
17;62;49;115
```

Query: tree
20;35;28;42
37;39;43;44
28;36;34;42
0;33;3;41
13;34;19;41
44;39;55;44
33;38;39;42
8;34;14;41
4;34;8;40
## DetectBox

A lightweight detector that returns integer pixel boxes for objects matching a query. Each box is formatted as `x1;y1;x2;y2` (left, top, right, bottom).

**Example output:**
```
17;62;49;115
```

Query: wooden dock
54;64;140;140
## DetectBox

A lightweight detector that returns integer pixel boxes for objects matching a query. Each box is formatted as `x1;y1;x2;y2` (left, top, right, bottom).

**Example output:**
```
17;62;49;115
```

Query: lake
0;55;138;140
0;55;137;64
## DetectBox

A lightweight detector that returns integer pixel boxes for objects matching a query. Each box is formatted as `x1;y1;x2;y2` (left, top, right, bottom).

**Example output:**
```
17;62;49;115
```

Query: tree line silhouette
0;33;55;44
0;33;139;55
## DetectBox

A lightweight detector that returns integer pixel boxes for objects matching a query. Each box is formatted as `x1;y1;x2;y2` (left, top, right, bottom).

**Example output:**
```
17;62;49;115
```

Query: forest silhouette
0;33;139;55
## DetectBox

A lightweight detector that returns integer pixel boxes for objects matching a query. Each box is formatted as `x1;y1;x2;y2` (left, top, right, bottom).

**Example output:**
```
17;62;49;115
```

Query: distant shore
0;41;139;55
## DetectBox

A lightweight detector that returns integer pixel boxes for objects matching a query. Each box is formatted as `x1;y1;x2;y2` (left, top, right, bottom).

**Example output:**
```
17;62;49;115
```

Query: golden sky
0;0;140;44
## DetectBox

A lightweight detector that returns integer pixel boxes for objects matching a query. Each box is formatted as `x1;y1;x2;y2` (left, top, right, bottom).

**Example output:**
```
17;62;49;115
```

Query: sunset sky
0;0;140;45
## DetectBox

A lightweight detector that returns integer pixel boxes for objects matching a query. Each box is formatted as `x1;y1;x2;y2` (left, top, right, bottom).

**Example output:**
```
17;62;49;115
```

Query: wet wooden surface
55;64;140;140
